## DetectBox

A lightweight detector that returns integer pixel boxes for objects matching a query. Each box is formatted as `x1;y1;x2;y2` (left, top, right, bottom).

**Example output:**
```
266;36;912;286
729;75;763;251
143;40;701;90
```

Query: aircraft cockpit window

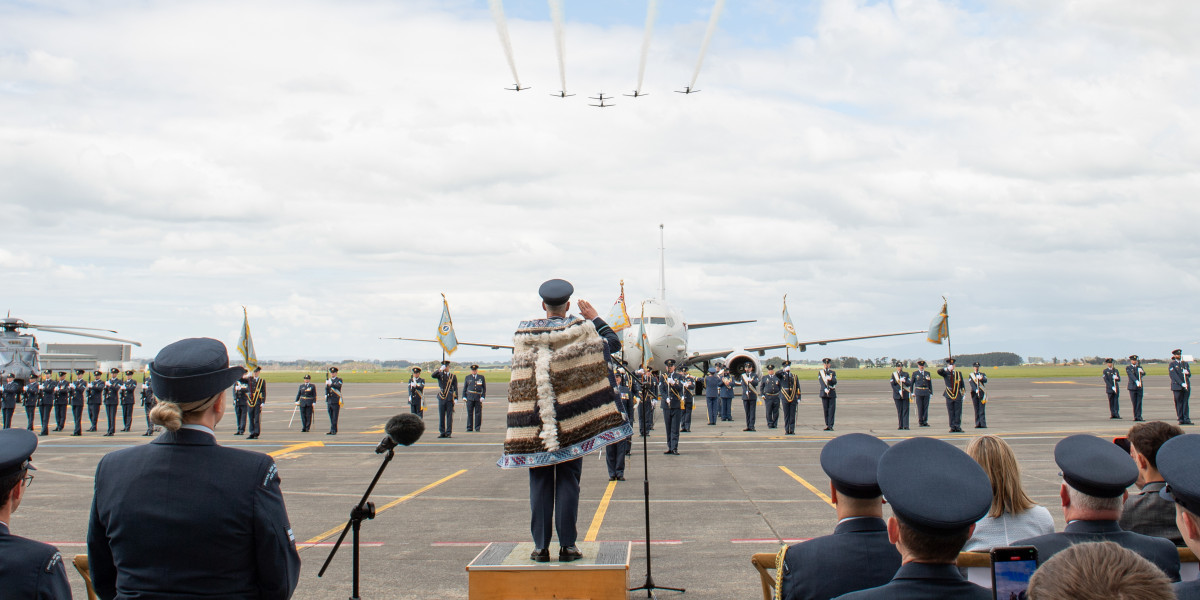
631;317;669;325
663;318;675;327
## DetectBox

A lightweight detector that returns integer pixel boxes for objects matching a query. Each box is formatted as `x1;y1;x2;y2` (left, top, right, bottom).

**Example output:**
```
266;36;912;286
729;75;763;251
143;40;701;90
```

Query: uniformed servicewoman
1103;357;1122;419
778;362;801;435
325;367;343;435
718;367;735;422
937;358;965;433
660;359;684;454
36;370;53;436
22;374;40;431
86;337;301;599
890;363;911;430
968;361;988;429
1155;434;1200;599
910;360;933;427
246;366;265;439
432;362;457;438
678;367;695;433
295;375;316;432
703;367;721;426
1014;434;1181;581
1128;355;1147;422
835;437;993;599
0;374;19;429
120;370;138;432
140;374;157;436
740;364;760;432
818;358;837;431
463;365;486;432
232;373;250;435
102;368;120;436
70;369;86;436
408;367;425;416
86;371;104;432
761;365;782;429
1169;349;1192;425
606;372;633;481
0;428;72;598
52;372;69;431
775;434;901;600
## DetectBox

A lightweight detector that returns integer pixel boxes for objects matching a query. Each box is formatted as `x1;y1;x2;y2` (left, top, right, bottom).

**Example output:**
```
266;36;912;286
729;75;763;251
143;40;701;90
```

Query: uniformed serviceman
1155;434;1200;599
0;374;19;429
740;364;760;432
22;374;40;432
635;369;653;436
70;369;86;436
463;365;486;432
968;361;988;429
1014;434;1181;581
1128;355;1147;422
703;367;721;426
325;366;343;435
407;367;425;416
643;370;658;431
232;373;250;435
890;363;911;430
778;362;800;435
52;372;69;431
37;370;53;436
432;362;458;439
818;358;837;431
910;360;933;427
1169;349;1192;426
102;368;120;436
86;371;104;432
761;365;782;429
0;428;72;598
140;374;157;436
246;366;265;439
835;437;993;599
775;433;901;600
120;370;137;432
606;371;633;481
660;359;684;454
295;374;316;432
937;358;965;433
718;366;735;422
1103;357;1122;419
678;367;695;433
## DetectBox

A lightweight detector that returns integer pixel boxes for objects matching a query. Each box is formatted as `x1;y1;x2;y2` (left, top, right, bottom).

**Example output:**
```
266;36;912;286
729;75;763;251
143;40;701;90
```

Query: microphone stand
629;389;685;599
318;447;396;600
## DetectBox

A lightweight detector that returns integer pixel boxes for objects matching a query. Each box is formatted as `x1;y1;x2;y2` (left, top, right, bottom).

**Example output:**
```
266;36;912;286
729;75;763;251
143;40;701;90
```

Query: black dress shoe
1135;418;1146;422
87;427;96;432
104;432;114;436
617;475;625;481
248;434;258;439
1183;421;1194;425
823;426;833;431
670;450;680;455
142;431;152;436
234;431;244;435
919;423;930;427
664;450;673;454
327;431;337;435
530;548;550;562
785;431;795;435
559;546;583;562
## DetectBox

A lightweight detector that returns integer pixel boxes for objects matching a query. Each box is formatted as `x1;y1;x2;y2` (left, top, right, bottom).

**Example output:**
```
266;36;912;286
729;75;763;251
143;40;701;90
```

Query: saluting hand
578;299;599;320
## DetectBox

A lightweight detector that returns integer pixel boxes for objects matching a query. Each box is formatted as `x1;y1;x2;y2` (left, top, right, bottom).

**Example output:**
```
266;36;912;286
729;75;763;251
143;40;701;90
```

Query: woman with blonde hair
964;434;1055;551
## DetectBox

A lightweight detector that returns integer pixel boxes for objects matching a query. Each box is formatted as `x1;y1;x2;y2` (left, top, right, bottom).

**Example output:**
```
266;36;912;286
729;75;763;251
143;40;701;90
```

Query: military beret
538;278;574;305
0;429;38;478
822;358;832;364
1157;434;1200;515
329;367;339;373
821;434;889;499
1055;434;1136;498
149;338;247;404
877;437;991;534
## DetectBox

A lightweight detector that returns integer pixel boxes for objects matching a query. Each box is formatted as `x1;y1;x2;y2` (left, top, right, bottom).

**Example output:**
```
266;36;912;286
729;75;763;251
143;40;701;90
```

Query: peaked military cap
1173;349;1183;357
1104;358;1113;364
877;437;991;534
124;370;134;376
329;367;339;373
109;368;120;374
664;359;676;367
917;360;926;366
538;278;574;305
708;367;717;374
74;369;84;375
411;367;421;373
149;338;247;404
972;362;980;367
470;364;479;369
1129;355;1139;361
766;365;776;371
1055;434;1136;498
1157;434;1200;515
4;373;12;378
821;358;832;364
782;361;791;367
303;374;311;380
821;434;889;499
92;371;102;377
0;429;38;478
57;372;66;377
946;357;956;364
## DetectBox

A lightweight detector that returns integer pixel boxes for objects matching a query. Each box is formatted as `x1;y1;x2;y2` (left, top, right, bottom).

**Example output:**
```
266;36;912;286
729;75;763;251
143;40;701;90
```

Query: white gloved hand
1137;381;1142;388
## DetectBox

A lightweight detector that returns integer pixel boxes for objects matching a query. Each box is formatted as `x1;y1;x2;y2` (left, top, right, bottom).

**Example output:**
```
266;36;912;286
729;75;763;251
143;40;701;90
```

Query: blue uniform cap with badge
877;437;991;534
820;433;889;499
539;278;574;305
0;429;38;478
149;338;248;404
1155;434;1200;514
1054;434;1136;498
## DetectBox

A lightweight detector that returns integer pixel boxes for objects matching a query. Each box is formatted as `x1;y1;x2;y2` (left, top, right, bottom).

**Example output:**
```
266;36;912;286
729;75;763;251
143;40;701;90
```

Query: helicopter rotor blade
25;324;120;334
33;327;143;347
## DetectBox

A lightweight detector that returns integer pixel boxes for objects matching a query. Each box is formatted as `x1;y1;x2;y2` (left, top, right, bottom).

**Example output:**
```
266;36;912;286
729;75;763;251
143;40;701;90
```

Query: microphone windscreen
386;413;425;446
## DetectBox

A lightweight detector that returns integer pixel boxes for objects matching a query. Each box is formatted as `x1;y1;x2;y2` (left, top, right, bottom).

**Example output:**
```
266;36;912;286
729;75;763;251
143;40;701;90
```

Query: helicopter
0;314;141;385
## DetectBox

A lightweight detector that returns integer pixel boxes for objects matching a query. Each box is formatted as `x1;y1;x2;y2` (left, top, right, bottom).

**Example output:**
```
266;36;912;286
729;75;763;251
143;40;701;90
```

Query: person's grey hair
1028;541;1173;600
544;301;568;315
1066;483;1123;513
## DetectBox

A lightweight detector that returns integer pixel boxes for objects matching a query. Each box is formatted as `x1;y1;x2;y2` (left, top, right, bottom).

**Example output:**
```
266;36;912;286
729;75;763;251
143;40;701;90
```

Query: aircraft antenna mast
658;224;666;301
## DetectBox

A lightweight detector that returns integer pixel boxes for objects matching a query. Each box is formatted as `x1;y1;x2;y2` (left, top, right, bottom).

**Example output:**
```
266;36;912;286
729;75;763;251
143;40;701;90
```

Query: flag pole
944;296;952;361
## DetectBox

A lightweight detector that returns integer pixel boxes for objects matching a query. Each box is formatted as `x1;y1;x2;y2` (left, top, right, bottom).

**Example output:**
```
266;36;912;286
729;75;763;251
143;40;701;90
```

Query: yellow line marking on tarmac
779;466;834;507
302;469;468;547
268;442;324;457
584;480;619;542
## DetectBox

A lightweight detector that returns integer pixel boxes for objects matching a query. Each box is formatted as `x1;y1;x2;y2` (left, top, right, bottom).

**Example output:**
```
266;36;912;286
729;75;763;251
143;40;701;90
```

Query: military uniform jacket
660;374;686;409
53;380;69;405
703;375;721;399
70;381;86;407
87;428;301;599
760;374;782;398
1103;367;1121;392
818;369;837;399
910;370;933;396
0;522;72;600
614;383;633;418
246;377;265;407
140;382;155;407
463;373;486;401
741;373;760;401
936;368;964;402
433;369;458;402
37;381;54;407
718;375;734;399
295;383;317;407
776;517;901;600
679;373;695;407
834;562;991;600
1127;364;1146;391
1015;520;1181;581
325;376;343;404
779;371;801;403
1170;359;1191;391
102;379;119;405
120;379;137;404
890;371;910;401
22;382;39;407
1;381;20;408
408;377;425;403
233;380;249;406
968;371;987;397
87;381;104;406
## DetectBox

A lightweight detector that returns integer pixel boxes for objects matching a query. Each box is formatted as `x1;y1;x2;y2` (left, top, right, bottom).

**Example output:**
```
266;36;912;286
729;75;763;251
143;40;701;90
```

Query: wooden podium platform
466;541;631;600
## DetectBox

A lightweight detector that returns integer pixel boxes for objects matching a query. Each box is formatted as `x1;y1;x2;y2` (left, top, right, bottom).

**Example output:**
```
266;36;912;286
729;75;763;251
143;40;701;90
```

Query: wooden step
466;541;631;600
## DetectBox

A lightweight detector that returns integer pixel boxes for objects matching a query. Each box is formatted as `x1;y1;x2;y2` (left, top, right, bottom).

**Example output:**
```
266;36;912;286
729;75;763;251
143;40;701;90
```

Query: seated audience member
1027;541;1174;600
1120;421;1184;545
0;429;72;598
1153;433;1200;599
87;338;301;600
1014;434;1180;581
964;435;1055;551
776;434;901;600
835;437;993;599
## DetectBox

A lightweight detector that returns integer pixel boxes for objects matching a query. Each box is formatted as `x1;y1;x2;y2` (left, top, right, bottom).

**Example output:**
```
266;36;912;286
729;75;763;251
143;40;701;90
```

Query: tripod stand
317;447;395;599
629;392;685;599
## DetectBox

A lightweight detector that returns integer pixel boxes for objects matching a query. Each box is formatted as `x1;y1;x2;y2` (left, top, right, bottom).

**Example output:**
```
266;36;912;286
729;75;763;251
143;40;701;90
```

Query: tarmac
14;374;1186;599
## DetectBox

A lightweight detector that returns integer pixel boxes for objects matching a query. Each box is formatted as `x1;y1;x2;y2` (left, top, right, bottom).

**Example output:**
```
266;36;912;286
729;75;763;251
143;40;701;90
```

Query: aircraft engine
722;351;760;376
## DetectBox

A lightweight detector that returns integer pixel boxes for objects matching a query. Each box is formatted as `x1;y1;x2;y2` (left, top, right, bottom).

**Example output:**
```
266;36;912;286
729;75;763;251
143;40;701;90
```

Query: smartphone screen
991;546;1037;600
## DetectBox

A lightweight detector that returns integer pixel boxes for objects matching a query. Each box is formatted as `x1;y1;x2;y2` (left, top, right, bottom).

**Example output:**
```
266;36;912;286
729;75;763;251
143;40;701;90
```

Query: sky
1;0;1198;364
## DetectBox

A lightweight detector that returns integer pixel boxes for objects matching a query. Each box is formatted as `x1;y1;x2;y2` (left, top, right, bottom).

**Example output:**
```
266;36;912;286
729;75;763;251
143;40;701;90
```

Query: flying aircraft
550;90;575;98
589;93;615;108
623;90;648;98
0;314;142;384
506;84;531;92
674;86;700;94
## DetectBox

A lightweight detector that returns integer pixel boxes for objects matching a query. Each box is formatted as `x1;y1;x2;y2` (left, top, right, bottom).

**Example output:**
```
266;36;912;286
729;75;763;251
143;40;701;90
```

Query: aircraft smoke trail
488;0;522;88
689;0;726;89
548;0;567;94
635;0;660;94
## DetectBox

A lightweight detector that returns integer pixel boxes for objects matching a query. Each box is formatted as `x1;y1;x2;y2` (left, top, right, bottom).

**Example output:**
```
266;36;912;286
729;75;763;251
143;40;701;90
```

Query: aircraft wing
381;337;514;351
686;320;756;330
744;330;927;353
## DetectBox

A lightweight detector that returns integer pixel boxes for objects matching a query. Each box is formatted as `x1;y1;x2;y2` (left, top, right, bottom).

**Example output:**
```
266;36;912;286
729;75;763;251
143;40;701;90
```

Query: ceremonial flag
437;294;459;355
782;294;799;349
635;303;652;369
606;280;631;332
237;306;258;370
927;299;949;345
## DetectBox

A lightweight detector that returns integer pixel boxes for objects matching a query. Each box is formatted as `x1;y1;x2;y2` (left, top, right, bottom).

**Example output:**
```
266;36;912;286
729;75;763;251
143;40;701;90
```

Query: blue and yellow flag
237;306;258;370
635;303;652;369
927;300;949;344
607;280;631;332
437;294;459;355
782;294;799;349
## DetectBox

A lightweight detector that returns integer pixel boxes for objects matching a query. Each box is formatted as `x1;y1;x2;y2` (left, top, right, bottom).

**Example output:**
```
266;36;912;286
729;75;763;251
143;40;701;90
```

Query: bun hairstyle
149;393;221;432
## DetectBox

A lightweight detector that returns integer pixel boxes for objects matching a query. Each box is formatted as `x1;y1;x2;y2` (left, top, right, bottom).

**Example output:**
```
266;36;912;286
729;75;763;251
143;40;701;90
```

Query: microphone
375;413;425;454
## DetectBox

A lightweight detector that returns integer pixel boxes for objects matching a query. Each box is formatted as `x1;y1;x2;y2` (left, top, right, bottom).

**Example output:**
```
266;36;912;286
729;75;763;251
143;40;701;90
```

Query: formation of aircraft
589;93;615;108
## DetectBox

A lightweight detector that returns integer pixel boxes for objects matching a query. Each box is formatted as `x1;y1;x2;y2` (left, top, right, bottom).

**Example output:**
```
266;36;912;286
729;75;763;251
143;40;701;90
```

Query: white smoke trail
689;0;726;89
488;0;521;88
548;0;567;94
635;0;660;94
